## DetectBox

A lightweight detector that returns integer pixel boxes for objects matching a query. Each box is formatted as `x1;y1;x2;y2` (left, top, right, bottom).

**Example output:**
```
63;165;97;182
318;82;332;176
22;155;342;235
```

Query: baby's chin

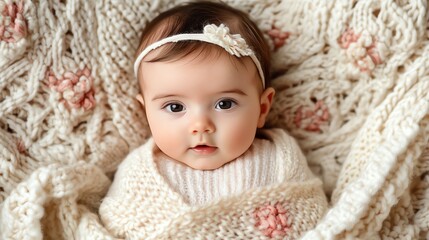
178;157;238;171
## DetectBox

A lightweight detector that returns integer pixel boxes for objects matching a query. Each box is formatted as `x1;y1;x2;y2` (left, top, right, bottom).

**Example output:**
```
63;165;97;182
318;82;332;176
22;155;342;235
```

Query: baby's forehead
139;51;262;96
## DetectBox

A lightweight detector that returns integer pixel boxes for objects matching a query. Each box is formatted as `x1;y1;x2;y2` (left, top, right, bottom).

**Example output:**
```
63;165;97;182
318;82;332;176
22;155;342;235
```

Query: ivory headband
134;24;265;88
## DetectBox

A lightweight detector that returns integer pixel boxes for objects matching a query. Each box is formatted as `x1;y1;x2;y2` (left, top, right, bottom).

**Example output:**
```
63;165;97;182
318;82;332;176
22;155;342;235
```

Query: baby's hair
135;0;271;87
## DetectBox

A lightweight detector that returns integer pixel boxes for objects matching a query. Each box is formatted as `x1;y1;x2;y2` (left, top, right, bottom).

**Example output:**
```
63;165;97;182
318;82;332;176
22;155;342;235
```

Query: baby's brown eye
165;103;184;112
215;99;236;110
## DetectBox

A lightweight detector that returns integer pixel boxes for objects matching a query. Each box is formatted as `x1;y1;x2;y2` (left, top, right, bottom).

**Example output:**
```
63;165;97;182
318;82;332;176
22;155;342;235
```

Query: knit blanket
0;0;428;239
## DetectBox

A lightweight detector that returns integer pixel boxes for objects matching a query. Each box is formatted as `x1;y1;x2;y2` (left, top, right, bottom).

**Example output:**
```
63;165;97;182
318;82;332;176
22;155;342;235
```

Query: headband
134;24;265;88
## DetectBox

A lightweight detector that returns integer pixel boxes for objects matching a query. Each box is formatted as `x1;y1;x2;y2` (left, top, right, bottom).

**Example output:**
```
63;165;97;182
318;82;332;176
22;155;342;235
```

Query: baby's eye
215;99;237;110
164;103;185;112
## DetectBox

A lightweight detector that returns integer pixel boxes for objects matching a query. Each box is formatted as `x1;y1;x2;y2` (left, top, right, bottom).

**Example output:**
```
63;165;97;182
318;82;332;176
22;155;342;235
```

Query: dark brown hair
135;0;271;87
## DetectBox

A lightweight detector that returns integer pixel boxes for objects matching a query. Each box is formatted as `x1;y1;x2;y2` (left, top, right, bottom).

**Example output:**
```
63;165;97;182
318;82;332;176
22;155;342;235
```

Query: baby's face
139;51;271;170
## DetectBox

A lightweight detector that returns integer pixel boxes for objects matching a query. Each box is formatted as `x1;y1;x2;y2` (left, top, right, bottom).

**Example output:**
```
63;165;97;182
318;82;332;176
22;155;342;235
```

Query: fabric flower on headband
203;24;254;57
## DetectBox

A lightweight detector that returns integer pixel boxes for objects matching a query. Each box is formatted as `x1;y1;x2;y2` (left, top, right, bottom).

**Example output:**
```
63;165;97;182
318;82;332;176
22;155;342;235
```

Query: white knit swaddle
99;129;327;239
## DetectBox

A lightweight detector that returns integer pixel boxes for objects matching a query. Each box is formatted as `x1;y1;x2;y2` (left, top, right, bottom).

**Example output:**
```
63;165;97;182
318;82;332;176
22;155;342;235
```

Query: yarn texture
1;0;429;239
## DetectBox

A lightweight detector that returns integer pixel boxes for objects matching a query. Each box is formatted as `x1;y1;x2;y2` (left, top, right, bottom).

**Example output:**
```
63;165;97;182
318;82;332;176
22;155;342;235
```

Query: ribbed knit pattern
1;0;429;239
156;137;278;205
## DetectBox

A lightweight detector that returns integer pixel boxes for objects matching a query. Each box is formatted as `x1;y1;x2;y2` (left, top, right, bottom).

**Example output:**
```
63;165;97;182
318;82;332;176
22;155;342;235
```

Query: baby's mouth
191;145;217;154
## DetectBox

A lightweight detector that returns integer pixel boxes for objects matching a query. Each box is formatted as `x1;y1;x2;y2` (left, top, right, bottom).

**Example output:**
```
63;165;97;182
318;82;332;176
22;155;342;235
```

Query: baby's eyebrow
151;94;184;101
219;89;247;96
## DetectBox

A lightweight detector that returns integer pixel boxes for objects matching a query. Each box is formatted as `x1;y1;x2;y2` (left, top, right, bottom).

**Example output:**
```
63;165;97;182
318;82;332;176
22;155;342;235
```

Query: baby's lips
191;145;217;154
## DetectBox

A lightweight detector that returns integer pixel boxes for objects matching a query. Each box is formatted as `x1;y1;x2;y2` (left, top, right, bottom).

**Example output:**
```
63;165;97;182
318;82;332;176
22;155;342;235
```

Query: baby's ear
136;94;145;107
257;87;275;128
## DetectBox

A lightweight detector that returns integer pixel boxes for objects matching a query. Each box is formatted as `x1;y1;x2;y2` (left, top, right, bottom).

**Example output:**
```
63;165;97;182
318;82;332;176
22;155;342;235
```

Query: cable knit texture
99;129;327;239
1;0;429;239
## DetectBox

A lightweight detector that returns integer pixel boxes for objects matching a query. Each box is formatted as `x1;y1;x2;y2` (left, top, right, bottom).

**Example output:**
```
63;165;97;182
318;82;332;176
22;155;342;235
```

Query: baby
99;1;327;239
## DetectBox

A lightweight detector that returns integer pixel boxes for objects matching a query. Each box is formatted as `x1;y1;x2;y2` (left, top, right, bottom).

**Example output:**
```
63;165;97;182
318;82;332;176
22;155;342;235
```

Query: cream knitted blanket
0;0;428;239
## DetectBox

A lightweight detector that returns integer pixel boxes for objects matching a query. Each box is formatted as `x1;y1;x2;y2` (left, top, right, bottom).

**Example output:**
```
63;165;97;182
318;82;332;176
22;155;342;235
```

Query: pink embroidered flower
0;0;27;43
338;29;383;72
267;26;290;50
338;29;360;49
294;100;329;132
253;202;290;238
48;67;96;111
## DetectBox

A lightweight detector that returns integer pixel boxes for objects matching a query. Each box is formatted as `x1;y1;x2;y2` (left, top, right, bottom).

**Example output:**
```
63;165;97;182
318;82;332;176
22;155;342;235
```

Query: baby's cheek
150;121;179;153
226;120;257;154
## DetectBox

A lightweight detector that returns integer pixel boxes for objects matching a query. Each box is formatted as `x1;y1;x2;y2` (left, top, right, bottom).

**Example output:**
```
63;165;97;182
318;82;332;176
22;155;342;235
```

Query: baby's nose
190;114;215;134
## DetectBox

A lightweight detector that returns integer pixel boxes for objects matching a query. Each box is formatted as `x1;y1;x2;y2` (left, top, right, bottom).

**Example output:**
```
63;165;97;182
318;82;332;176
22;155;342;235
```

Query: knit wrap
99;129;328;239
